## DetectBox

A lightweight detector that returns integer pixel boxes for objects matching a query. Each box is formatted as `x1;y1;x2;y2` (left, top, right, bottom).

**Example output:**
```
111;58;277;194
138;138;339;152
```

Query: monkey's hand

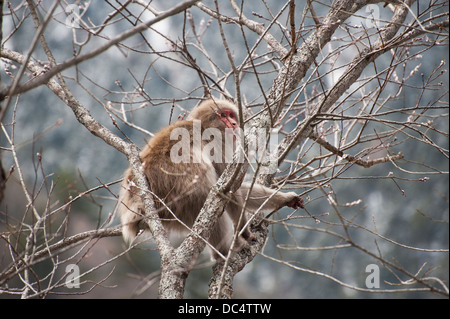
286;195;304;209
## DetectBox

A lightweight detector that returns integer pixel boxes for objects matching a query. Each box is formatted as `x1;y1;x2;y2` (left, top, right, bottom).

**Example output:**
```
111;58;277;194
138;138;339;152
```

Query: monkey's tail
118;186;143;243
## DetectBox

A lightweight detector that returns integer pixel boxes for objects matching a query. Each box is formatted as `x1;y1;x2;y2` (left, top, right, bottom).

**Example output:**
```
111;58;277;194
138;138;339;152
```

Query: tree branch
310;132;404;168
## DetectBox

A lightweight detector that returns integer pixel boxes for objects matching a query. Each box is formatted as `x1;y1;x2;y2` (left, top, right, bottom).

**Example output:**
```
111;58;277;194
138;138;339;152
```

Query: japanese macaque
119;98;303;259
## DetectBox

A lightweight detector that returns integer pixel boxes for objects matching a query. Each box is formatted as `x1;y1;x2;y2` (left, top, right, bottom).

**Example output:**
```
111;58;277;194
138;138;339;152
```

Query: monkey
118;98;304;259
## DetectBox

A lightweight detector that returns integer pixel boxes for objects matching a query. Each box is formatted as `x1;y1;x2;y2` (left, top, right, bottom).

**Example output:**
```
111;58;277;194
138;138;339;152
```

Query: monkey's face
218;109;238;129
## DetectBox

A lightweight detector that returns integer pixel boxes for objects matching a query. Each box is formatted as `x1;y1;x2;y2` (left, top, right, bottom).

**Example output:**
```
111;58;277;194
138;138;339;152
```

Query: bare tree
0;0;448;299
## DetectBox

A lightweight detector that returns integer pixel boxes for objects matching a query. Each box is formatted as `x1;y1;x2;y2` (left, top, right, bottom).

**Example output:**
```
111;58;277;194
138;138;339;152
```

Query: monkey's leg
226;194;252;241
208;215;248;260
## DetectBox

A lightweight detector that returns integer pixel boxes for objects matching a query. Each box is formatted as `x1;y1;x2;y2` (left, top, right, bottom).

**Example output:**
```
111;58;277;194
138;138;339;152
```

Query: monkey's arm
238;182;304;211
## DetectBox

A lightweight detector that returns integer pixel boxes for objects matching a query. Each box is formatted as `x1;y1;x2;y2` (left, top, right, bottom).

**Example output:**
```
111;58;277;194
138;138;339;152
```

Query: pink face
218;109;238;129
